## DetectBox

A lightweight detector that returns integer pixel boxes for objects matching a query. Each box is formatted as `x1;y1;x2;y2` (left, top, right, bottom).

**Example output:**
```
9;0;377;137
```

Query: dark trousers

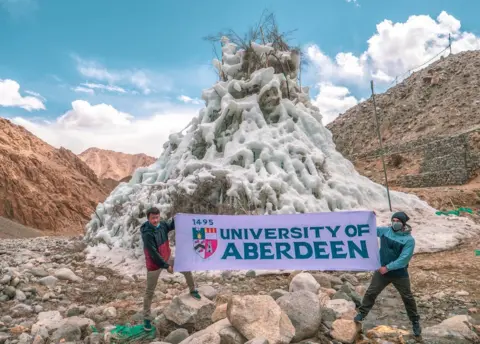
359;271;420;323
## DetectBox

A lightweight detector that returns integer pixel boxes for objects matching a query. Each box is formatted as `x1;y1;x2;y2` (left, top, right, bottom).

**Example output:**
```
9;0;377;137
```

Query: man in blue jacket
354;211;421;338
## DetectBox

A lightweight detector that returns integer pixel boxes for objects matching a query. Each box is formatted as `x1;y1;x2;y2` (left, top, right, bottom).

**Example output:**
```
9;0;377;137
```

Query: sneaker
190;290;201;300
412;321;422;337
353;313;364;323
143;319;153;331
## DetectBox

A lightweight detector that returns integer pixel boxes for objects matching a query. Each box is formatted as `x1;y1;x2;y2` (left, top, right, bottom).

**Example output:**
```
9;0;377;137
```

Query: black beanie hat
392;211;410;225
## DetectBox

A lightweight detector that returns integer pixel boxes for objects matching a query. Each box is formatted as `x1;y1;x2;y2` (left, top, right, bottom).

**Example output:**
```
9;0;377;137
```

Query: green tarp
435;207;474;216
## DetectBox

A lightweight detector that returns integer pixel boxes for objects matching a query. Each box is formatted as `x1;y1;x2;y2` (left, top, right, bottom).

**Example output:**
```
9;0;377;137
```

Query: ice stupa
84;37;478;274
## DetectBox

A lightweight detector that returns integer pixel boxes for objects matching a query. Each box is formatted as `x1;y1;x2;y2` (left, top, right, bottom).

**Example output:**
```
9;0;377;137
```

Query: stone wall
349;127;480;188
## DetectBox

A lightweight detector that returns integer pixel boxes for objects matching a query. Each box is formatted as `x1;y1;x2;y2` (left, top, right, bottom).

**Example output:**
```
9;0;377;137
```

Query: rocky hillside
327;51;480;206
0;118;108;233
327;51;480;158
79;147;155;181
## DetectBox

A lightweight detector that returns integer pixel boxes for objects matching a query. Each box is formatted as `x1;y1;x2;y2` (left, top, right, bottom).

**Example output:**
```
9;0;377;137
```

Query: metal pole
370;80;392;212
449;34;452;54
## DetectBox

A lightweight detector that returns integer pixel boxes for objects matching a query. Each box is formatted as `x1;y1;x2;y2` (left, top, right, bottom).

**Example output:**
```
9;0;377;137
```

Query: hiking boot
143;319;153;331
412;321;422;337
190;290;201;300
353;313;364;323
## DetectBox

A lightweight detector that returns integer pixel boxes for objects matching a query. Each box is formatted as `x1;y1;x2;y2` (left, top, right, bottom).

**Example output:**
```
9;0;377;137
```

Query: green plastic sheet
90;324;156;344
435;207;473;216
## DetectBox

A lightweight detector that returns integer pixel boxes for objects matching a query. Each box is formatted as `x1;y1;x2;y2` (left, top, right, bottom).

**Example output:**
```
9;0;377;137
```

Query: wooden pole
370;80;392;212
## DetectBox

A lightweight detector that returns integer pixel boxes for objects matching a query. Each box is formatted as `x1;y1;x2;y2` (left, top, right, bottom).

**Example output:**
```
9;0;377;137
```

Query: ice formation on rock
84;38;479;274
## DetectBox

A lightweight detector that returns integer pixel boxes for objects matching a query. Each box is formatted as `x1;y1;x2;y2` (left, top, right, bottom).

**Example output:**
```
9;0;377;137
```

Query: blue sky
1;0;480;155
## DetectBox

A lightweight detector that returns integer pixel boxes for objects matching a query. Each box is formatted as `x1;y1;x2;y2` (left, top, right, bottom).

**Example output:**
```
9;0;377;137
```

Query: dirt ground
0;216;48;239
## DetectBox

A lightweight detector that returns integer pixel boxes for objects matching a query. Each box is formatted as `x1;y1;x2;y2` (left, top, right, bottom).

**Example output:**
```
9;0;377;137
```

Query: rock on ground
165;328;190;344
366;325;409;340
276;290;322;342
50;324;82;343
423;315;479;342
54;268;82;282
163;292;215;331
31;311;64;335
197;285;217;301
227;295;295;344
178;330;221;344
330;319;360;344
289;272;320;294
324;299;356;319
37;276;58;287
218;325;247;344
212;303;227;323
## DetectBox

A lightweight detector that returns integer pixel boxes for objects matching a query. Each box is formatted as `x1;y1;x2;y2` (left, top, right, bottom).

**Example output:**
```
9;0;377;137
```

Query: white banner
174;211;380;272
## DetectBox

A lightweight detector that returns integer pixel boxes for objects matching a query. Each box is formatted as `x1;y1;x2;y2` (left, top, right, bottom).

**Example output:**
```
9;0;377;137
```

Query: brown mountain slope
79;147;155;181
327;50;480;157
326;51;480;209
0;118;108;233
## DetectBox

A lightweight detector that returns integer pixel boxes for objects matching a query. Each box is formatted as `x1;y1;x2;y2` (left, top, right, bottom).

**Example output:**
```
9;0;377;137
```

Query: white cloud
25;90;46;101
178;95;202;105
307;11;480;87
73;86;95;95
81;82;127;94
346;0;359;7
0;79;45;111
73;56;169;95
305;11;480;122
12;100;199;156
312;83;359;124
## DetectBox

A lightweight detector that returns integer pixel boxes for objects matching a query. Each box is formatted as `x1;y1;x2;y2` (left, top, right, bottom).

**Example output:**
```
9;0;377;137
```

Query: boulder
324;299;356;319
212;303;228;323
269;289;288;300
197;285;217;301
0;332;11;344
54;268;82;282
276;291;321;342
366;325;409;340
178;330;221;344
29;268;49;278
17;333;32;344
31;311;64;335
330;319;360;344
50;324;82;343
10;304;33;318
311;273;332;288
38;276;58;287
227;295;295;344
15;289;26;301
289;273;320;294
218;325;247;344
423;315;478;342
244;339;268;344
163;292;216;330
339;273;359;286
165;328;190;344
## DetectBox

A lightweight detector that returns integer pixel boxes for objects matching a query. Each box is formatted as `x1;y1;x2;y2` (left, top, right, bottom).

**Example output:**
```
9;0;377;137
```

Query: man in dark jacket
141;207;201;331
354;211;421;338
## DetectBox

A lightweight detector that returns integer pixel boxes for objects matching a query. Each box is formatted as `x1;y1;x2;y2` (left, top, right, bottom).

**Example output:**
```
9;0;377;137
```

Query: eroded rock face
226;295;295;344
0;118;108;234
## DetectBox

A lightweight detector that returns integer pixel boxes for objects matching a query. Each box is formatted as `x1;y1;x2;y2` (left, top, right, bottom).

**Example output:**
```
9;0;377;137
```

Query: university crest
192;227;218;259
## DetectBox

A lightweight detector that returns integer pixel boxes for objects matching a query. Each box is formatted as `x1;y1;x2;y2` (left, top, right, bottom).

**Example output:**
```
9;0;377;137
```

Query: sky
1;0;480;156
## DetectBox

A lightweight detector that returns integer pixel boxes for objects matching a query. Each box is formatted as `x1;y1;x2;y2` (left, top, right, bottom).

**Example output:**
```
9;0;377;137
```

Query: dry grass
167;176;256;217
